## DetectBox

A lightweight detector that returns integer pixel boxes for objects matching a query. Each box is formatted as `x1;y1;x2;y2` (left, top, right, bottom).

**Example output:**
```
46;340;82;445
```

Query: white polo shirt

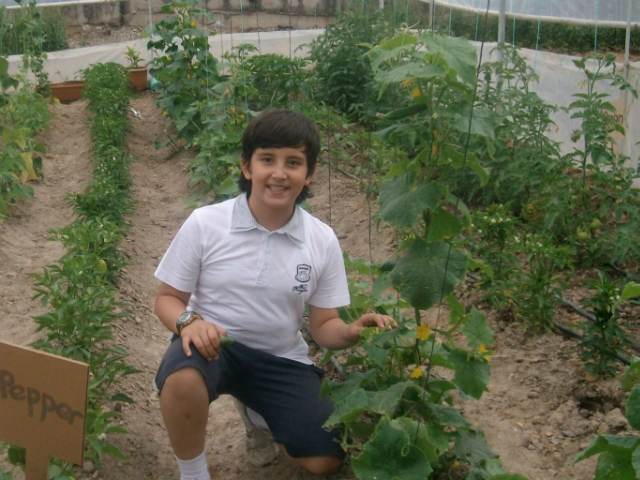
155;194;351;364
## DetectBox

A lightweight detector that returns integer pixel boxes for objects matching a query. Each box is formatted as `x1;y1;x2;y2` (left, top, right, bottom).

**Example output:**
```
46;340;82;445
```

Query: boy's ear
240;158;251;180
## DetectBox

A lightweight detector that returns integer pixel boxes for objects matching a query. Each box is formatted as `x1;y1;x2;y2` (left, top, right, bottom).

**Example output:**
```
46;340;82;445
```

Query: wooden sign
0;341;89;480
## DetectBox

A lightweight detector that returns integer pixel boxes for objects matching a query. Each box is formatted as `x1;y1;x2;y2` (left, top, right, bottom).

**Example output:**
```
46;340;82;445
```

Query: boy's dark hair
239;109;320;204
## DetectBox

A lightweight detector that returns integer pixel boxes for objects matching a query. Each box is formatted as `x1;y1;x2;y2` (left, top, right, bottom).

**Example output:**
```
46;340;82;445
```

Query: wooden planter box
128;67;148;92
50;81;84;103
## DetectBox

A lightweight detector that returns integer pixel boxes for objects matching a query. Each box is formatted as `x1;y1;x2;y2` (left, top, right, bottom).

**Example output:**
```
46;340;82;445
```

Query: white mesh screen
433;0;640;27
0;0;113;8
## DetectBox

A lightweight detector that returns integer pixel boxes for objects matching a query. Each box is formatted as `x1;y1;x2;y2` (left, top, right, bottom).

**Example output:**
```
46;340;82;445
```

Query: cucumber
219;336;235;347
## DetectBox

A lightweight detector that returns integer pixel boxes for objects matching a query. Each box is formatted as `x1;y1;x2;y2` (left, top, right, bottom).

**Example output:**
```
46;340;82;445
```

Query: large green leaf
621;283;640;302
489;475;530;480
324;388;369;426
595;450;638;480
454;429;498;467
576;434;640;462
449;348;490;399
427;207;463;242
390;239;467;310
418;34;477;84
391;417;439;462
449;107;497;140
352;418;432;480
626;386;640;430
2;127;28;150
462;309;494;349
326;369;377;403
632;447;640;477
621;358;640;392
378;174;442;228
422;402;469;428
376;63;445;85
325;382;417;427
367;34;418;72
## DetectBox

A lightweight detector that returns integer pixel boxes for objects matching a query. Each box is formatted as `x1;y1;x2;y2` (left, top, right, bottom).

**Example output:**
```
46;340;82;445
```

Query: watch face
177;311;194;325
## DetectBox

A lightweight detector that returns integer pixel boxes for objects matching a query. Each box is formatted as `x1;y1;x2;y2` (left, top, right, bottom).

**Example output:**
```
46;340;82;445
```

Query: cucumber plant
322;31;528;480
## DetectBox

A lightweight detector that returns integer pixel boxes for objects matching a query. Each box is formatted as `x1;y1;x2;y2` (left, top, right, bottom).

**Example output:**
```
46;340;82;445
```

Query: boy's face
241;146;313;214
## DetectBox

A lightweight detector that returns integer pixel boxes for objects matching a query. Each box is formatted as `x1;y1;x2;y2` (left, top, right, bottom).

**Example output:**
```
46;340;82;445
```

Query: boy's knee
161;367;207;401
293;456;342;475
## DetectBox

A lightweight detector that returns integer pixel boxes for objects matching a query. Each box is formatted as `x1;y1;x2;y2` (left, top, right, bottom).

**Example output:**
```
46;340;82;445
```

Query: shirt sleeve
154;211;202;293
307;232;351;309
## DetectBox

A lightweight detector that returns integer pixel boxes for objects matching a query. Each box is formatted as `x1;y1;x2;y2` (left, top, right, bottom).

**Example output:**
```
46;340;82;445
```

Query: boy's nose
272;164;287;179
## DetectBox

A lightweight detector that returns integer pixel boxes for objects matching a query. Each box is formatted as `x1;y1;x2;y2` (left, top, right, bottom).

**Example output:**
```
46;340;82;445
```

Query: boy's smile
242;147;314;230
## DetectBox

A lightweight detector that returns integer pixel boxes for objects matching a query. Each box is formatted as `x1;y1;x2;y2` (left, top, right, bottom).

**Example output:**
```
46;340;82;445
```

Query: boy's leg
233;398;280;467
159;367;209;459
155;336;230;479
225;343;345;475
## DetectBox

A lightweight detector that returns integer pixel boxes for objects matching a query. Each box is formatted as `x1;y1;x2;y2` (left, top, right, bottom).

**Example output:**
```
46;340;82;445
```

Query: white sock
176;450;211;480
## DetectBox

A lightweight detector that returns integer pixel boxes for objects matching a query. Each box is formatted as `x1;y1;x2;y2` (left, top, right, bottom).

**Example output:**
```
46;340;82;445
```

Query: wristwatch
176;311;202;335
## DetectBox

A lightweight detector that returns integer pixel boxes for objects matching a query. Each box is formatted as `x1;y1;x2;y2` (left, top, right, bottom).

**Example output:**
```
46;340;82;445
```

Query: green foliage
469;44;564;213
509;234;573;332
433;5;640;55
578;273;639;376
321;31;527;480
0;61;138;477
222;44;312;110
147;0;224;148
124;46;143;68
560;54;640;270
576;361;640;479
468;205;520;309
308;1;391;121
0;1;67;55
0;56;50;219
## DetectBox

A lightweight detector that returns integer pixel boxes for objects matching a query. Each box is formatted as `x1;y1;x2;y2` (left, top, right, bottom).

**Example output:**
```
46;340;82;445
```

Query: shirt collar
230;193;306;245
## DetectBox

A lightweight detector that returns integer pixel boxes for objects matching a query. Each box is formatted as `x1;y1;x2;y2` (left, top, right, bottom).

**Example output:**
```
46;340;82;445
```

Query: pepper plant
578;274;639;376
0;56;50;220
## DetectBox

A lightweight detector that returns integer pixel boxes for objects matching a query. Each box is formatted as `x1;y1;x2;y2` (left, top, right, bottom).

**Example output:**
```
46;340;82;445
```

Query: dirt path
2;92;634;480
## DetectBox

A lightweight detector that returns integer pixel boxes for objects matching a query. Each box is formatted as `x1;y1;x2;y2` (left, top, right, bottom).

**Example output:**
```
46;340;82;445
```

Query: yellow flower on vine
402;77;416;87
410;366;422;378
416;325;432;341
411;87;421;98
478;344;491;362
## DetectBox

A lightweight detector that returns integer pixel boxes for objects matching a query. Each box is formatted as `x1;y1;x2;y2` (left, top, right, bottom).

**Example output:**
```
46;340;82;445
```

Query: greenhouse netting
432;0;640;27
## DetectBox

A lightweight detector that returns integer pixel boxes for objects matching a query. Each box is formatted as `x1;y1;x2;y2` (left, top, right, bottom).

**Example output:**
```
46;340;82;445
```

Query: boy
153;109;395;480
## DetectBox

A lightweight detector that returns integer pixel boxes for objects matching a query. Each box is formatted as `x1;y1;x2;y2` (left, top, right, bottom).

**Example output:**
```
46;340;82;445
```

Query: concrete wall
47;0;339;31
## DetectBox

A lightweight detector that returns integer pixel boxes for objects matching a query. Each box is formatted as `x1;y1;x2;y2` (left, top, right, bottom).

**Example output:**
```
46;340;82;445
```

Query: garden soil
2;93;637;480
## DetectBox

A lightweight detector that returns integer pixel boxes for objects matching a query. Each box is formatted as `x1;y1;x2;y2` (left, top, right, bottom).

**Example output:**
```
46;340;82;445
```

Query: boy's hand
347;313;397;343
180;319;228;362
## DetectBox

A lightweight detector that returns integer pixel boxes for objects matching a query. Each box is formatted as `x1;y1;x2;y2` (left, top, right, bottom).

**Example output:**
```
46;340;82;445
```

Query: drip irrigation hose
319;158;366;185
466;271;639;361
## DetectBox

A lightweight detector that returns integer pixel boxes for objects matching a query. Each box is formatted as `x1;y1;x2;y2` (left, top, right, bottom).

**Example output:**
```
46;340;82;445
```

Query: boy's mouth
267;185;288;192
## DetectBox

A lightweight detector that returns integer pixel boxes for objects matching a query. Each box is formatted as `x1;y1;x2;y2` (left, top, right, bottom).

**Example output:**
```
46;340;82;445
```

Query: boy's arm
155;282;227;361
308;305;396;351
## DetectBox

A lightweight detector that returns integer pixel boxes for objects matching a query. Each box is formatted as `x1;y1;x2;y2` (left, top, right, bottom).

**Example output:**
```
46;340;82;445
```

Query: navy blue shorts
154;336;345;460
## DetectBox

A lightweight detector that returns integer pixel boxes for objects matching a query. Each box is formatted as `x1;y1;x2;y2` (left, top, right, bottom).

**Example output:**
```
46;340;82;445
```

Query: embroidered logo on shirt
295;264;312;282
292;284;308;294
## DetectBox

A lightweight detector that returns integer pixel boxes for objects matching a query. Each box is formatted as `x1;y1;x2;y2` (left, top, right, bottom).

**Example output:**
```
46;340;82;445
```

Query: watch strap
177;312;202;335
